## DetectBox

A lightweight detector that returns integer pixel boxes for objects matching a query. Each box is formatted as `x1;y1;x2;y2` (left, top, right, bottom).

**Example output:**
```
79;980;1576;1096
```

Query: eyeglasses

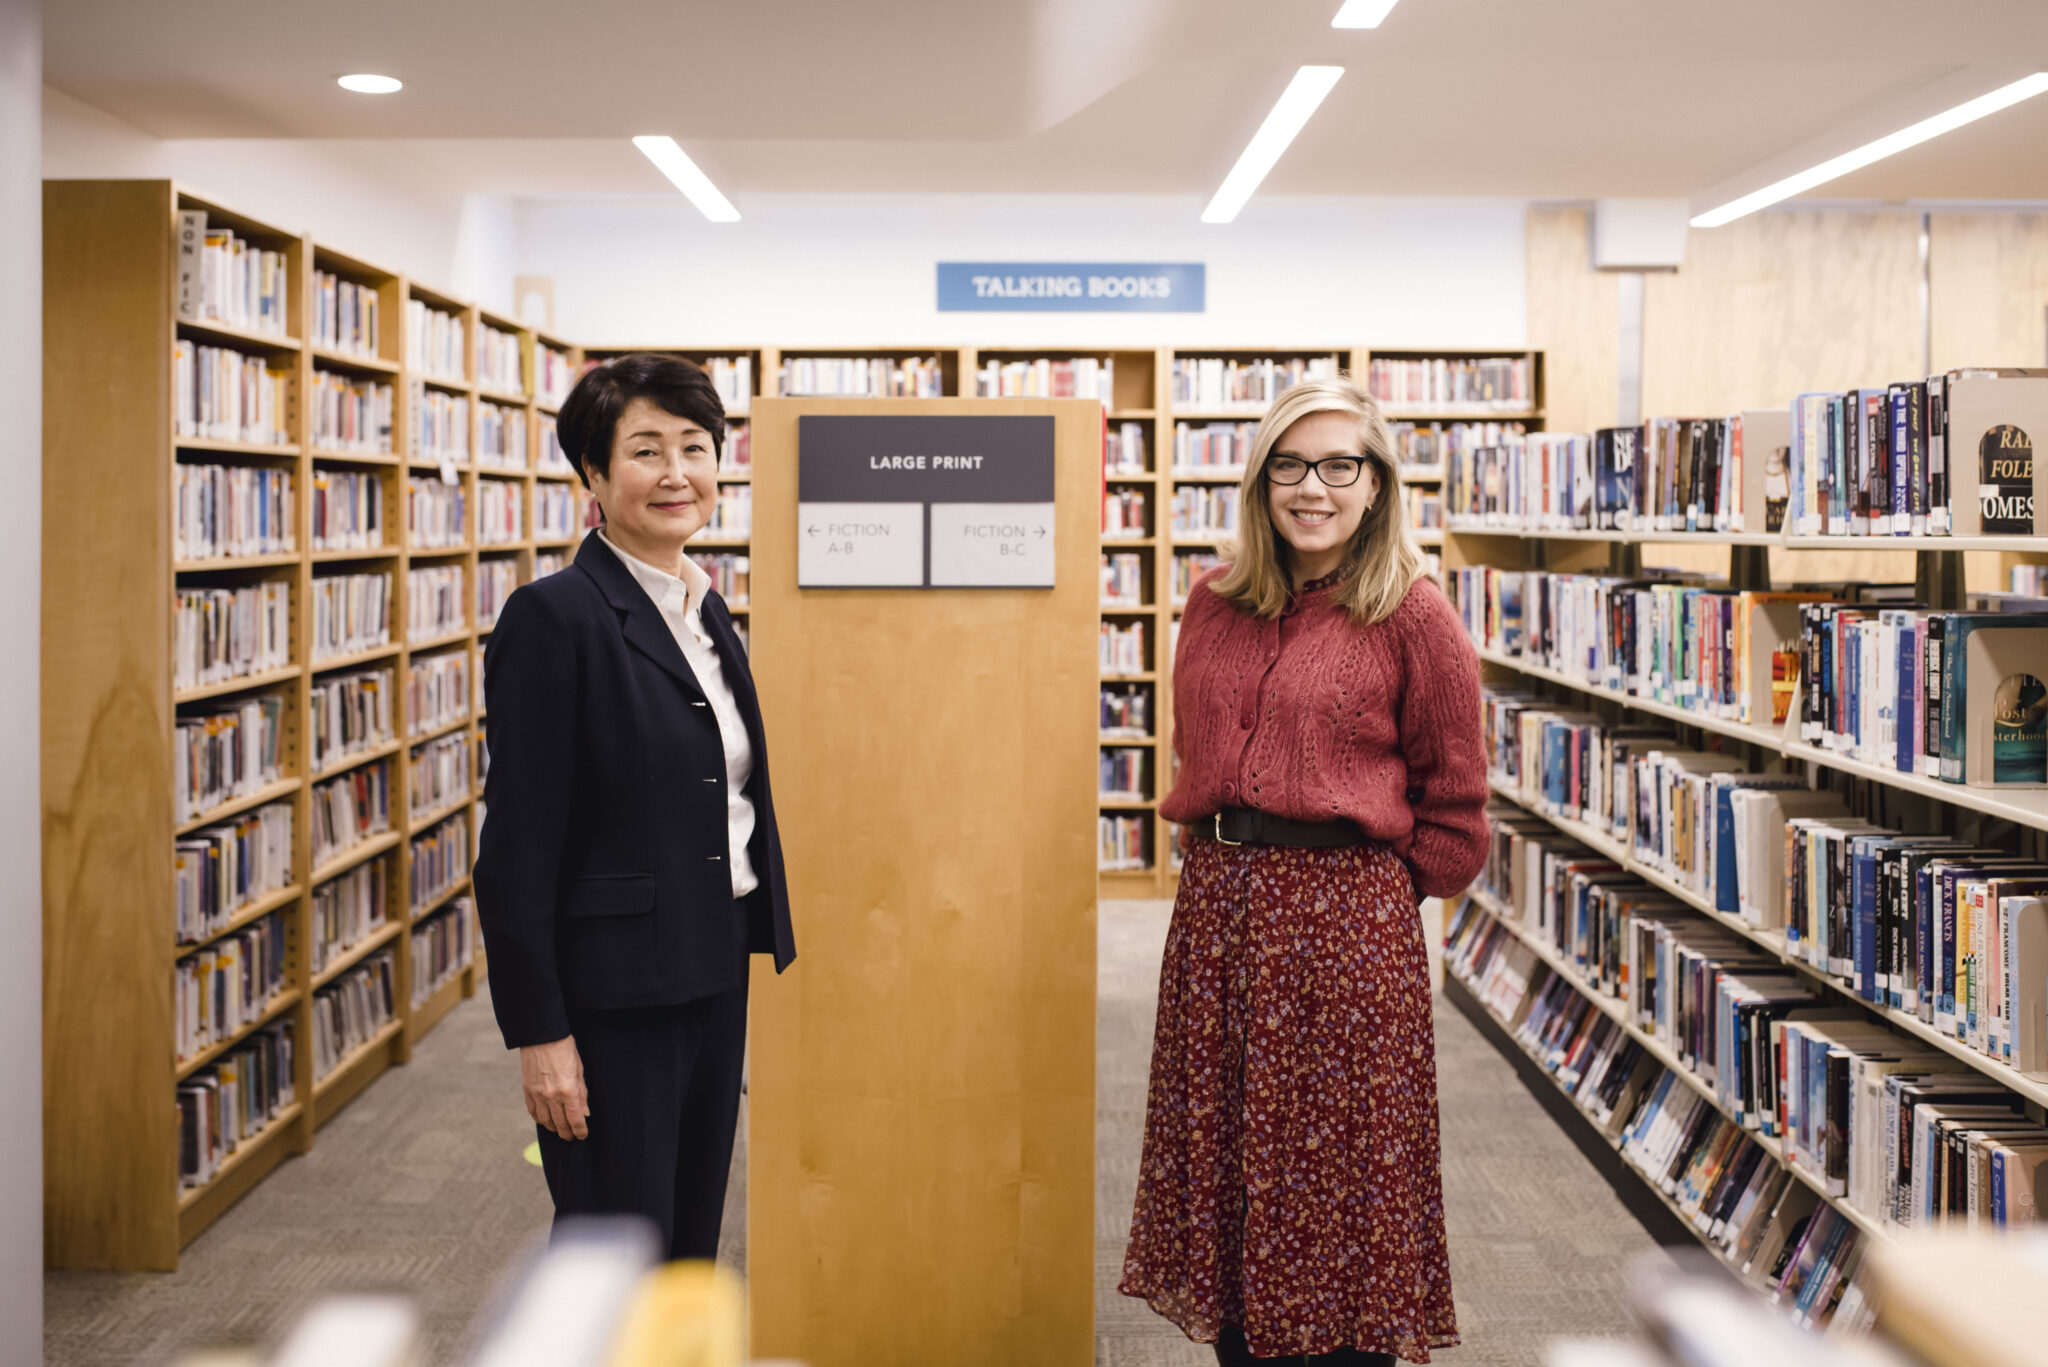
1264;455;1365;487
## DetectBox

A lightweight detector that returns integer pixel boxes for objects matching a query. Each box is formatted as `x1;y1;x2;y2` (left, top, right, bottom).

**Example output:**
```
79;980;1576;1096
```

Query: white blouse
598;532;759;900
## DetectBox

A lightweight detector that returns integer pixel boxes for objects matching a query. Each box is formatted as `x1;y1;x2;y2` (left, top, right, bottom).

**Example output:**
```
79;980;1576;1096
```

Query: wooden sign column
745;398;1100;1367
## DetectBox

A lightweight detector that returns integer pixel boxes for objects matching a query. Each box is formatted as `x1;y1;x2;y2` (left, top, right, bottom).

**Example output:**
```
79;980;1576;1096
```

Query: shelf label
795;502;924;587
798;415;1057;589
936;262;1204;313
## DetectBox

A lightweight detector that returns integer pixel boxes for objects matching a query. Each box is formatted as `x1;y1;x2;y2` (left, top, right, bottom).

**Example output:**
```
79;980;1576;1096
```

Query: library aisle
46;902;1670;1367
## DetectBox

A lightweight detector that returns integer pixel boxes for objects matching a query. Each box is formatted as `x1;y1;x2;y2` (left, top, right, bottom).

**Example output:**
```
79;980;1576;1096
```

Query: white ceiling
42;0;2048;203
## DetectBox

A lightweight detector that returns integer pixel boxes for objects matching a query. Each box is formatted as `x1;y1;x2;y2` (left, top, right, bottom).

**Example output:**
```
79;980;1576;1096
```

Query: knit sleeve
1389;579;1489;898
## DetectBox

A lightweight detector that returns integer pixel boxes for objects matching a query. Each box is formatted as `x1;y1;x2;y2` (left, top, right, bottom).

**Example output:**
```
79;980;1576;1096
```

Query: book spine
1908;382;1928;535
1921;617;1945;778
1890;386;1911;537
1938;618;1966;783
1927;374;1949;535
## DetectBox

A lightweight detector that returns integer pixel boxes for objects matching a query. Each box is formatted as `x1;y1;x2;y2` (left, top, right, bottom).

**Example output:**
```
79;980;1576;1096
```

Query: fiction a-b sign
797;415;1056;589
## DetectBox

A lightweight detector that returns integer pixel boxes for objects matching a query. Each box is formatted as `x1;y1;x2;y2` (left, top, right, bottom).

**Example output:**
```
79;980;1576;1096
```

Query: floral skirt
1118;837;1459;1362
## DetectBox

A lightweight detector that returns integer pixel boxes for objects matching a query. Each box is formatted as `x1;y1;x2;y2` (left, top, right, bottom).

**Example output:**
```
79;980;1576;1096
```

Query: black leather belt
1191;807;1363;849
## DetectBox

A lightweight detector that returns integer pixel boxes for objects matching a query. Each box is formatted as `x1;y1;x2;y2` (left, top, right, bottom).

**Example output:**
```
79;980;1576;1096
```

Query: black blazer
474;530;794;1049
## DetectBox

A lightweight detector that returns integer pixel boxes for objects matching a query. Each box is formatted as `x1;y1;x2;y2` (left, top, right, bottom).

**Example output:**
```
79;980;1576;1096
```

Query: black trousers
535;958;749;1261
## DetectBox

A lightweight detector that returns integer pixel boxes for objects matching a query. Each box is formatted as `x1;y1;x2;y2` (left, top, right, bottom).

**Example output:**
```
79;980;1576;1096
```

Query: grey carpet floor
47;900;1671;1366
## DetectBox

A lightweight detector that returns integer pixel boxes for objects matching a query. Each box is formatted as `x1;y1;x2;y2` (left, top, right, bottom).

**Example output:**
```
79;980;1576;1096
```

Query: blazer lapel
572;531;707;701
701;592;765;748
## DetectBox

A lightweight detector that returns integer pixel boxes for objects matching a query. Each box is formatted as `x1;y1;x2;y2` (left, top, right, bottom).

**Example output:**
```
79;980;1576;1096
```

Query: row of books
687;553;749;605
699;485;751;538
311;948;396;1082
1172;421;1256;474
175;582;291;691
405;301;466;383
536;550;568;579
412;390;470;464
1171;486;1240;537
310;469;382;552
174;800;293;943
476;321;523;396
174;342;291;446
1105;421;1147;476
1099;814;1151;871
175;908;287;1062
312;270;379;358
477;559;518;629
409;734;470;818
409;812;469;911
1171;356;1338;411
178;1020;294;1191
311;669;394;771
537;483;579;541
1406;487;1443;530
406;479;467;549
310;762;390;868
177;214;289;338
1100;684;1150;737
1446;902;1876;1325
537;343;575;408
175;694;283;823
407;653;468;738
409;565;465;642
477;401;528;469
174;463;294;562
476;479;524;547
717;422;751;473
1101;621;1147;676
1100;748;1148;801
310;572;391;662
312;372;393;455
974;357;1114;402
411;896;476;1006
1389;420;1524;471
1366;356;1531;411
1103;489;1148;538
310;857;389;975
1101;552;1145;607
1171;552;1225;603
776;357;944;398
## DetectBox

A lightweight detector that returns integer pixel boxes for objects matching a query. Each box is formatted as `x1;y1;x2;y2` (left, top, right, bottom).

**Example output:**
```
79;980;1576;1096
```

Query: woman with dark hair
474;352;794;1257
1120;377;1488;1364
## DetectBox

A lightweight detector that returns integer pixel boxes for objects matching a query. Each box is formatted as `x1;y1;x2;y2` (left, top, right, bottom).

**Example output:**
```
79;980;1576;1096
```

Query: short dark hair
556;352;725;489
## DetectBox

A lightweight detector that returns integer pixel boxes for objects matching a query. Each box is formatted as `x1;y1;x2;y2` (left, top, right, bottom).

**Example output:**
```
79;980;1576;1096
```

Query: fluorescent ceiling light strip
1201;66;1345;224
1331;0;1400;28
1692;71;2048;228
632;135;740;223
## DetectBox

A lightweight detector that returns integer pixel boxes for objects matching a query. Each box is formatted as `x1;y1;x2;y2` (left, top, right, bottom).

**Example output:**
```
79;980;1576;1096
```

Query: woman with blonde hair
1120;377;1488;1365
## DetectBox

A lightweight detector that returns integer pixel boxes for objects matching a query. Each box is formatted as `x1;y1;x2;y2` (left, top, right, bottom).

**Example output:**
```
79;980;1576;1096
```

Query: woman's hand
521;1035;590;1140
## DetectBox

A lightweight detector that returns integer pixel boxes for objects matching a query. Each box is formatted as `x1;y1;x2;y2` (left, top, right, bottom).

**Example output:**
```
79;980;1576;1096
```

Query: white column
0;0;41;1354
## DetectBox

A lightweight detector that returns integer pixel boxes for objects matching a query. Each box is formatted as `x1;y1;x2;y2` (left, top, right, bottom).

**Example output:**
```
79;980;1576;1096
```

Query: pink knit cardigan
1160;568;1489;898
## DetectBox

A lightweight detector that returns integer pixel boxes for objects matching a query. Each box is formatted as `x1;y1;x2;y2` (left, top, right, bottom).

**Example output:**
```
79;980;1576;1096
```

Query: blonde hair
1209;376;1427;623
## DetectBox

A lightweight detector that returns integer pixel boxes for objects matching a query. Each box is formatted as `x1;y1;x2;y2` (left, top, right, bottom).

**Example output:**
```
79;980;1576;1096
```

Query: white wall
518;193;1529;349
42;88;493;303
2;0;40;1358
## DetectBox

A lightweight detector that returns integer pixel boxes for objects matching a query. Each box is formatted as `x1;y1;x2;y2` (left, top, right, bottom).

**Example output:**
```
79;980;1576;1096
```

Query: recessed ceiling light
632;136;741;223
1331;0;1400;27
337;74;403;95
1201;66;1345;225
1692;71;2048;227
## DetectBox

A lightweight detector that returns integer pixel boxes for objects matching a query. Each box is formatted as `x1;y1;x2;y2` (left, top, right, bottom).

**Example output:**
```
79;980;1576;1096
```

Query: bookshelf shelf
407;714;472;747
406;628;472;653
310;348;400;377
476;386;529;406
174;989;302;1082
176;317;300;353
310;829;405;886
1169;470;1246;484
175;883;306;960
173;551;303;574
1100;736;1159;748
174;1100;304;1217
1782;533;2048;554
1396;466;1446;484
311;643;400;673
408;794;475;836
1475;647;1782;750
176;437;302;458
174;664;303;706
310;920;406;991
1098;797;1157;810
308;545;398;563
418;373;469;396
175;776;305;837
1385;408;1543;422
309;450;403;468
411;875;473;922
312;739;405;784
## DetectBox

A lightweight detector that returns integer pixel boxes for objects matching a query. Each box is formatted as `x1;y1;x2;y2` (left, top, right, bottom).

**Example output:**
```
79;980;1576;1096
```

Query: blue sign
936;262;1204;313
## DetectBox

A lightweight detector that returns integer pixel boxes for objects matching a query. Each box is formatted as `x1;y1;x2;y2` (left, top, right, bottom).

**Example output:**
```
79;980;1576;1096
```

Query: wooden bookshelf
42;181;517;1268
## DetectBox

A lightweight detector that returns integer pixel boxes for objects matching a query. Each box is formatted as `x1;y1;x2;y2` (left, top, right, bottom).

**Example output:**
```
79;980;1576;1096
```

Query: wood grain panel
1526;206;1619;434
42;180;181;1268
1929;212;2048;371
747;398;1098;1367
1643;211;1922;418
